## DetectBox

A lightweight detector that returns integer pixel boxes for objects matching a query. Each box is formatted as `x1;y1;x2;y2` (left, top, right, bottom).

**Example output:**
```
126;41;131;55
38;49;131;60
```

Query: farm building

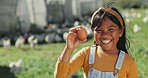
0;0;102;46
46;0;102;23
0;0;47;36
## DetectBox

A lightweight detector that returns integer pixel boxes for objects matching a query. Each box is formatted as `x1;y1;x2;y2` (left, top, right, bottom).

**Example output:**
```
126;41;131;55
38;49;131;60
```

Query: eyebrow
108;25;118;28
95;24;118;30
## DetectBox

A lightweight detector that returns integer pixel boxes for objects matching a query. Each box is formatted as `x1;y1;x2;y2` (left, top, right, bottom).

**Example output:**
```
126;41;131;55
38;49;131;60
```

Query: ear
119;27;124;37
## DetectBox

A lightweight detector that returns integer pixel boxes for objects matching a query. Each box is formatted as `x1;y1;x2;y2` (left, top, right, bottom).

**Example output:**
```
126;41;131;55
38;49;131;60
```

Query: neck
101;48;119;55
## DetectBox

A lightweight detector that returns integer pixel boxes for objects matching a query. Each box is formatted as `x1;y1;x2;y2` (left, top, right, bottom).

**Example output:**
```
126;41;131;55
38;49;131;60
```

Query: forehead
97;16;118;28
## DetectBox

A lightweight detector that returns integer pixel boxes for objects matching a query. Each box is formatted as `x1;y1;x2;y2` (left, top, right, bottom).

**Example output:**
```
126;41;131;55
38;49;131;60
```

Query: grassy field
0;9;148;78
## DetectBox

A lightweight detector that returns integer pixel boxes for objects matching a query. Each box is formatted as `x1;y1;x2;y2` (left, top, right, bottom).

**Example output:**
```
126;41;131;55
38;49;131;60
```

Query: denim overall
88;45;125;78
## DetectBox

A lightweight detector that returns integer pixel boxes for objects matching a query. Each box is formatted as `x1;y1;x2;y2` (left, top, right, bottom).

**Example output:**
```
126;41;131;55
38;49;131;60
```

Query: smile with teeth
101;40;112;44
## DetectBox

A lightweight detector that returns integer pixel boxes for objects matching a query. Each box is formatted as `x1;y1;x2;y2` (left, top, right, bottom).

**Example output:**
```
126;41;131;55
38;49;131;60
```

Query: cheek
94;32;101;41
112;33;120;42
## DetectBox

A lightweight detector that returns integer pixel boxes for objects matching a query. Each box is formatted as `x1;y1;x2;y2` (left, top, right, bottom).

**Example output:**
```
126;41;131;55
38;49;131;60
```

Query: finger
69;26;82;33
80;39;87;43
69;27;77;33
67;32;77;39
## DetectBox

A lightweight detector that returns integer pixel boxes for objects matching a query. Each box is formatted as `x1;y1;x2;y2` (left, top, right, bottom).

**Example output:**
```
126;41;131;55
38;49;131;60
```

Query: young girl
54;5;138;78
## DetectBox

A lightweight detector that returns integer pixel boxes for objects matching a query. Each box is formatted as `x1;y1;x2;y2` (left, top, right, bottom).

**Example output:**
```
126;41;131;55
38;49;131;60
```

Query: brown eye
95;29;102;33
109;29;114;32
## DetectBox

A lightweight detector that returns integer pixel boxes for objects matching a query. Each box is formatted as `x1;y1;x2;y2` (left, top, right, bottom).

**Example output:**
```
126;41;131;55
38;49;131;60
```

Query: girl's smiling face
94;16;124;52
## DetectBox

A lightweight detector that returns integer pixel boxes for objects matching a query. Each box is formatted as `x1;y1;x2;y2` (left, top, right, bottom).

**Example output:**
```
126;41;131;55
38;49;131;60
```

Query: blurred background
0;0;147;78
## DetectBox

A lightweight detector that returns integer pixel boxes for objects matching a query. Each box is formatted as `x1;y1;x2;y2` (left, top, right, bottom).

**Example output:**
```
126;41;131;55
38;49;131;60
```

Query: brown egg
76;26;87;40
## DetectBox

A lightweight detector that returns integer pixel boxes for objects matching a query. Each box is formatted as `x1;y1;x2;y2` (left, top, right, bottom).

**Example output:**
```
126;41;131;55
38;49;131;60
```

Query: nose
101;32;110;39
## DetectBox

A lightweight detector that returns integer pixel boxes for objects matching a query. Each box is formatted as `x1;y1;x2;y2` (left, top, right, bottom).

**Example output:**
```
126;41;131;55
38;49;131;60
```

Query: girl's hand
66;26;87;50
59;26;87;63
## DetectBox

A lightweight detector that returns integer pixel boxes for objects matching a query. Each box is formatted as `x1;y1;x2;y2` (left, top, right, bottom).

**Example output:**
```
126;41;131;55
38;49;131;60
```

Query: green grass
0;39;93;78
0;9;148;78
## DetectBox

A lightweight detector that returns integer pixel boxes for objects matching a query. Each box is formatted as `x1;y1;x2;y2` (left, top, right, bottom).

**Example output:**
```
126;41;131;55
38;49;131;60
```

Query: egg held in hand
76;27;88;40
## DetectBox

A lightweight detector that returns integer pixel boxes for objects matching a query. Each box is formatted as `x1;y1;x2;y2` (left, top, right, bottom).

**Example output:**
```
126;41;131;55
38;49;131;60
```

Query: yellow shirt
54;46;138;78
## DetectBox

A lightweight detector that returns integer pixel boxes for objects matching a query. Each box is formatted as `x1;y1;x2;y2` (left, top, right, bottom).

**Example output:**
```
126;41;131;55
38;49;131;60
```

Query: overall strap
88;45;96;78
115;50;125;70
89;45;96;64
114;50;125;77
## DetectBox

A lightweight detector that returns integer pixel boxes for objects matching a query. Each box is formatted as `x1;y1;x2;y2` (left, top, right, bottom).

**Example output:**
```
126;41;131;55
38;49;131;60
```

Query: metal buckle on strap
113;69;119;77
89;64;93;68
113;72;117;76
113;72;117;78
89;67;93;72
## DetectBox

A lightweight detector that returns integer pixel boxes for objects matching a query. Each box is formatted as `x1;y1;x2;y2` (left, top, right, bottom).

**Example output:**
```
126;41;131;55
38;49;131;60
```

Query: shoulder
123;53;138;75
124;53;135;63
123;53;136;66
71;46;91;61
123;52;137;70
76;46;91;56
